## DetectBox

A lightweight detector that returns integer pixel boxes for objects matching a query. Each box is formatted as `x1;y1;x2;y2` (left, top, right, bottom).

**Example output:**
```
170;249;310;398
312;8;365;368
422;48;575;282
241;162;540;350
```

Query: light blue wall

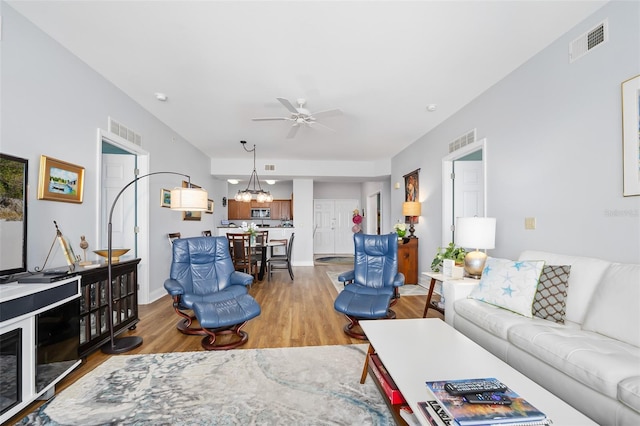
393;0;640;270
1;2;224;300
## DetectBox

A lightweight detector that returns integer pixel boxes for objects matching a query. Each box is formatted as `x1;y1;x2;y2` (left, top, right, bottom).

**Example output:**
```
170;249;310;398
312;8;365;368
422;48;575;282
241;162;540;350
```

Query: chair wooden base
176;317;206;335
200;322;249;350
342;309;396;340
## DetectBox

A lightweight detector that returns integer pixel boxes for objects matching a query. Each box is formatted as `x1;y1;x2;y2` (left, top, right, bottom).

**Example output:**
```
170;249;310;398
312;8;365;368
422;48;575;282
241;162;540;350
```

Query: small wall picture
206;199;214;214
182;180;202;221
161;188;171;208
37;155;85;203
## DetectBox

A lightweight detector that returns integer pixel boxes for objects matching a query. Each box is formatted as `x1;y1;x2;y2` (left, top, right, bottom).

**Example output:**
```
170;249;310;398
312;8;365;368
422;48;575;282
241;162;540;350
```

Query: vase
396;230;406;239
250;234;256;246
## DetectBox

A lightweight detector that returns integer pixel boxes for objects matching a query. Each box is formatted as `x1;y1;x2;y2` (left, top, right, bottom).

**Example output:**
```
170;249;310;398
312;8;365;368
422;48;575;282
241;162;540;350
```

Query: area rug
17;345;393;426
314;256;354;265
327;271;428;297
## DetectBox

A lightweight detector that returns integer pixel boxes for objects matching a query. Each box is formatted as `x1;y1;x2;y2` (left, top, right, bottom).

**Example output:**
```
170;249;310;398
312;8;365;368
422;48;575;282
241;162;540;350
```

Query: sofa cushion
468;257;544;317
455;298;557;340
508;323;640;399
582;263;640;348
518;251;611;325
619;376;640;413
533;265;571;323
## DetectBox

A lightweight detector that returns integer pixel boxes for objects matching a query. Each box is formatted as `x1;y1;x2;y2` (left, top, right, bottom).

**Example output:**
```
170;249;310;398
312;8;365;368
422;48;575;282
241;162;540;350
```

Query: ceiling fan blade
251;117;289;121
308;121;336;132
286;124;300;139
310;108;342;119
277;97;300;114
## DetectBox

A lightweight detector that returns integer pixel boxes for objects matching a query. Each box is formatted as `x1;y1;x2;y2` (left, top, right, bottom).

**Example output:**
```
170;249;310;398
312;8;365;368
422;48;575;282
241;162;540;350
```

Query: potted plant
430;242;466;273
393;222;407;239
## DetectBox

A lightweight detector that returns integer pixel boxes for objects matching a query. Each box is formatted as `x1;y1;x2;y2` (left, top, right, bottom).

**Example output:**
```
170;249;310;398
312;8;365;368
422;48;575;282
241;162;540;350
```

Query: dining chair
202;230;212;236
267;233;295;281
227;233;258;281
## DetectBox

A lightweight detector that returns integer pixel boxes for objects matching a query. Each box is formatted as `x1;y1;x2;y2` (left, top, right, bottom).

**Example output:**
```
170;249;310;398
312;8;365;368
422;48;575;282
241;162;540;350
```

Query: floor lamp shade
170;187;208;211
455;217;496;278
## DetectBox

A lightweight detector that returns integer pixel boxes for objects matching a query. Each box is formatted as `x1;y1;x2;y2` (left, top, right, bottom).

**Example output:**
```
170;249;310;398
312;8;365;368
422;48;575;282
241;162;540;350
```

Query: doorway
442;138;487;246
313;199;358;254
98;129;150;304
366;192;381;235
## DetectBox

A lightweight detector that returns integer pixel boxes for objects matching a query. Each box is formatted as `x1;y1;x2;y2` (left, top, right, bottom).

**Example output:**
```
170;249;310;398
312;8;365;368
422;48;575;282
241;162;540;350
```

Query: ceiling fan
252;98;342;138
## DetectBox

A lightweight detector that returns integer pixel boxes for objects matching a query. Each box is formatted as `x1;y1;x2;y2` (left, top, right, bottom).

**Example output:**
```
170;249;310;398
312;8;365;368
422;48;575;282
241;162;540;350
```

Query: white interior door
101;154;136;252
453;160;484;219
313;199;359;254
314;200;335;254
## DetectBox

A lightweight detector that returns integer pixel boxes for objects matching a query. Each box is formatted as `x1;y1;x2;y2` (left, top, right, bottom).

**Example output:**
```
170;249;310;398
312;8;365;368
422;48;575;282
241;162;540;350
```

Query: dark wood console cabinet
76;258;141;358
397;238;418;285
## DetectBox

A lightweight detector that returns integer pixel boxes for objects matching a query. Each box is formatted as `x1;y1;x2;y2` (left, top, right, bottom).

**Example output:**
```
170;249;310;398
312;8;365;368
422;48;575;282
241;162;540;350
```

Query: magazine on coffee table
425;379;550;426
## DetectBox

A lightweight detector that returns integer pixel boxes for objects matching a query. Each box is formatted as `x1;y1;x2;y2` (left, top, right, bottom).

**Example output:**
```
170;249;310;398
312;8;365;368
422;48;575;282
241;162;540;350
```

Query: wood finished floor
8;263;443;425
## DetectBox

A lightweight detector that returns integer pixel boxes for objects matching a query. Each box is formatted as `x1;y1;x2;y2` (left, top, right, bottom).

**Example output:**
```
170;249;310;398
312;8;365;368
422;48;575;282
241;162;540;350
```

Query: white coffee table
360;318;596;426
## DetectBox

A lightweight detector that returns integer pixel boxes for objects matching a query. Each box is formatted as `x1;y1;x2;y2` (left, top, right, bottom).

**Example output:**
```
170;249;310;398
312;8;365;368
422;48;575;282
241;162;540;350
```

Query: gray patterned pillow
533;265;571;323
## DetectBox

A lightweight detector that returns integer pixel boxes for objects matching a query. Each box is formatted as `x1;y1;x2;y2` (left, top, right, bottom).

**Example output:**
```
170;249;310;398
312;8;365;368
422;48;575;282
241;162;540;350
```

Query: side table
420;271;478;320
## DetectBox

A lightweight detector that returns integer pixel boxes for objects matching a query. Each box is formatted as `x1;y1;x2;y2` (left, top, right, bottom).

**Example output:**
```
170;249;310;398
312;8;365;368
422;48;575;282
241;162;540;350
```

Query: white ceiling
8;1;607;170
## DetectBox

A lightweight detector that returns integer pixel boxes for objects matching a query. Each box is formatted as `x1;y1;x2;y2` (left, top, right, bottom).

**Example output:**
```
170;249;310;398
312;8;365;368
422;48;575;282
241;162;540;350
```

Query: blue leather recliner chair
164;236;261;350
333;233;405;339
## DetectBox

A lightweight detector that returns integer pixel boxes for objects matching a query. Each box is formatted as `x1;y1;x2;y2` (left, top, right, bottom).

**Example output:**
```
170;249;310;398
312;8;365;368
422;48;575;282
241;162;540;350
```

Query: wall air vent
569;20;608;63
448;129;476;153
264;164;275;171
108;117;142;145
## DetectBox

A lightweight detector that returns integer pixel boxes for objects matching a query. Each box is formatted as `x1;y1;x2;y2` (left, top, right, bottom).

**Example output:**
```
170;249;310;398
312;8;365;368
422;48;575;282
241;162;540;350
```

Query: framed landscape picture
160;188;171;208
622;74;640;196
37;155;85;203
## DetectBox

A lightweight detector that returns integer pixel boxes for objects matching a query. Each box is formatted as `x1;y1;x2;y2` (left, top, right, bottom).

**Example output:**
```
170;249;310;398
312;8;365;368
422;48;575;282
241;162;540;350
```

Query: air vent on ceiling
108;117;142;145
449;129;476;153
569;20;608;63
264;164;275;171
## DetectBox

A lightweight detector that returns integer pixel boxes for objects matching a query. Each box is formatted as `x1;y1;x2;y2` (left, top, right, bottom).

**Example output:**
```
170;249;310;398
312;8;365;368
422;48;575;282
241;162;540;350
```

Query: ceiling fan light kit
235;141;273;203
252;97;342;138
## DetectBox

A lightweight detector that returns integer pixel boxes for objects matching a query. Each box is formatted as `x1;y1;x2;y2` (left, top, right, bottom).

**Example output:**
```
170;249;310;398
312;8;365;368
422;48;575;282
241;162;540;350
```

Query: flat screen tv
0;153;28;279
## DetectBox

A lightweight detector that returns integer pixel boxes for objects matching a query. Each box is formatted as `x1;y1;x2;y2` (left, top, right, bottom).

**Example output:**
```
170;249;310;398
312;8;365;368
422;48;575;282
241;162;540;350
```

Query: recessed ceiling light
265;180;276;185
155;92;168;102
227;179;239;184
426;104;437;112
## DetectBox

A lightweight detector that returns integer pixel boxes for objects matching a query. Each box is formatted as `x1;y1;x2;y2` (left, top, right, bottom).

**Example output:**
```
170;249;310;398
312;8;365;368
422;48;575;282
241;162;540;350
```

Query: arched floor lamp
102;172;208;354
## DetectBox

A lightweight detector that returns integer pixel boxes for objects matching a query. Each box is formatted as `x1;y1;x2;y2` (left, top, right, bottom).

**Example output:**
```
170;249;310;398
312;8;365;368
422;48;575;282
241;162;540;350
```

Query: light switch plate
525;217;536;230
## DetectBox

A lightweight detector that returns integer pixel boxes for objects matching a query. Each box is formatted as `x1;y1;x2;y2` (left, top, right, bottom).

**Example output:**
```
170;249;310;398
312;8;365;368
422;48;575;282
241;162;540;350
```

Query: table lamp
402;201;421;238
455;217;496;278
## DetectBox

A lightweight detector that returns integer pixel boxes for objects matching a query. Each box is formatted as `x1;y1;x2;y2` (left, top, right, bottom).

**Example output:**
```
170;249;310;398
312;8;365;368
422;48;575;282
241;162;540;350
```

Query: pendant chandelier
235;141;273;203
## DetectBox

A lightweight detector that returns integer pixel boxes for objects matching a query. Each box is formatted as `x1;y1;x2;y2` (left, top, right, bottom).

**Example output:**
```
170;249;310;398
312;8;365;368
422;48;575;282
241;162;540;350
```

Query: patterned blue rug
17;344;393;425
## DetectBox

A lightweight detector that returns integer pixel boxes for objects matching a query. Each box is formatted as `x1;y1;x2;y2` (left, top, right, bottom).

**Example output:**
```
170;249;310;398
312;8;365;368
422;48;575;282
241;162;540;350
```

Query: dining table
253;240;286;281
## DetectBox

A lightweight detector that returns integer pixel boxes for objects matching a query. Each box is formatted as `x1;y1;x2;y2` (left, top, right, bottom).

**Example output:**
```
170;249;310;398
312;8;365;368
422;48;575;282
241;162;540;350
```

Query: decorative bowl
93;248;130;263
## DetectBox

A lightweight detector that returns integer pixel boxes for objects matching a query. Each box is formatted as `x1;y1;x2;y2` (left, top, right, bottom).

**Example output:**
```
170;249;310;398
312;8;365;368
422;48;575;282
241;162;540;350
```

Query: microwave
250;208;270;219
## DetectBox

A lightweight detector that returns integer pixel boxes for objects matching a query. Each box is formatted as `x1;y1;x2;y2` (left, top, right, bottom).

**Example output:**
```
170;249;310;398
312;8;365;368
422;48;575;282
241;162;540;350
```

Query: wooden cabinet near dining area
227;199;292;220
397;238;418;285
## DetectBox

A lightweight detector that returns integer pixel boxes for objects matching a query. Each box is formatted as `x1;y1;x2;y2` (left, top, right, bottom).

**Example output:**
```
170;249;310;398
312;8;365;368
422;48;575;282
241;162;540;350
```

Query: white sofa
444;251;640;425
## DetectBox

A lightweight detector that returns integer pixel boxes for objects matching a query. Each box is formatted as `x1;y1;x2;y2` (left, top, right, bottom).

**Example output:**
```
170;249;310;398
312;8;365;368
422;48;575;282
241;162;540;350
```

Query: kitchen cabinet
228;200;251;220
75;258;140;358
397;238;418;284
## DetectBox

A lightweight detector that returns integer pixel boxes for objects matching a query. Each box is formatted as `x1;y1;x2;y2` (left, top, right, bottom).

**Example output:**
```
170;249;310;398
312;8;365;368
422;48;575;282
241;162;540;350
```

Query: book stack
419;379;551;426
369;353;406;404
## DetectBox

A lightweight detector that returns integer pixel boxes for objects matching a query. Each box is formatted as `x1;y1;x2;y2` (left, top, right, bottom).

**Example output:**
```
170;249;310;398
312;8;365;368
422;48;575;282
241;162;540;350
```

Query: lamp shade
402;201;421;217
455;217;496;249
170;187;208;211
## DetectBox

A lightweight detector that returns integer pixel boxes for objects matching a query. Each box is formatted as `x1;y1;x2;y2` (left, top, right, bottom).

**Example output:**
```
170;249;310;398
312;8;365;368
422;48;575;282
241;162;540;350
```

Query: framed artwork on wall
622;74;640;196
37;155;85;203
206;199;214;214
181;181;202;221
160;188;171;208
403;168;420;222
